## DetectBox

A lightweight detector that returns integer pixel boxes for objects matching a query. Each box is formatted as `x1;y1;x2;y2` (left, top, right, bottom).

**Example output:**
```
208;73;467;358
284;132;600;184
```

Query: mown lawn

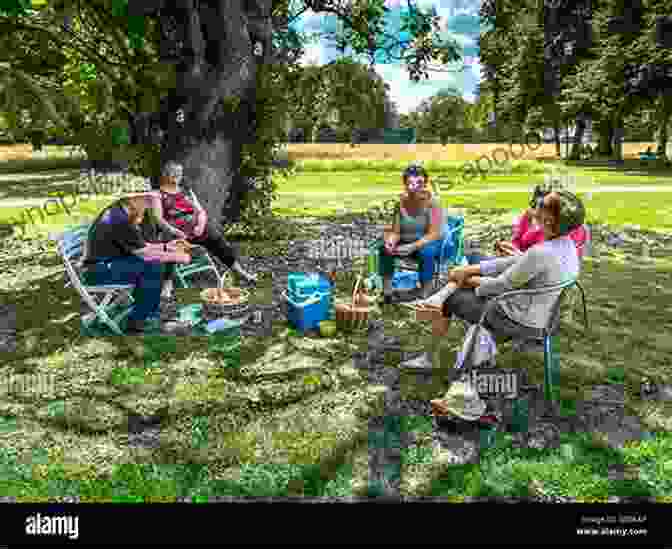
1;152;671;501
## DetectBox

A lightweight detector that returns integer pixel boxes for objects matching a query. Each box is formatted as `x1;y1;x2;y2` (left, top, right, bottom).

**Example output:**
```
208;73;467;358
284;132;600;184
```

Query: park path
0;185;671;209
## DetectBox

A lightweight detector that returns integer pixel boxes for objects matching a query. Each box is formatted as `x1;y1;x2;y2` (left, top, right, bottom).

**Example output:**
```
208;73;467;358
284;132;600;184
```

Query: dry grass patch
284;143;662;161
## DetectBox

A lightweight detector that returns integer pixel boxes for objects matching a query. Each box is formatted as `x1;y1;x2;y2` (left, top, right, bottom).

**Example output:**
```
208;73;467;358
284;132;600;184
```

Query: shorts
441;288;544;341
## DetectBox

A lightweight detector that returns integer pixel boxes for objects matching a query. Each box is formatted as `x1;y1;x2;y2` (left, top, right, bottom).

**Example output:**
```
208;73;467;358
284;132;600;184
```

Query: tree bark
612;120;623;161
152;0;273;228
655;95;672;160
569;116;586;160
553;121;561;157
595;119;614;157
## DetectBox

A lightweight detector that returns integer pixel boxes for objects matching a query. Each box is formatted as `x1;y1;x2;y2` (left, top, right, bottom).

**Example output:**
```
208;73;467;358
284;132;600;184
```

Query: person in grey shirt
402;190;585;369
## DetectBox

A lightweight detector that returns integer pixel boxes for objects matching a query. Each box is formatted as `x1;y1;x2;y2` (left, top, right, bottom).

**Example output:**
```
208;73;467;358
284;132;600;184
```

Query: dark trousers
84;256;162;322
189;222;237;269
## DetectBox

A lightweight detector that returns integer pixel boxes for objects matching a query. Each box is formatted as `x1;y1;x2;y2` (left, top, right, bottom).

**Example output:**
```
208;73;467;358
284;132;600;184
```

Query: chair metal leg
543;335;560;407
97;310;125;336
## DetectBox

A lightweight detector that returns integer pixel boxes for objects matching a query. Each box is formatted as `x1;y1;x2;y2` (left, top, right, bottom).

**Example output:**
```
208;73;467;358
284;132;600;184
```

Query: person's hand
496;241;518;256
501;242;521;256
192;210;207;237
395;243;416;256
448;266;469;287
166;239;190;252
384;233;399;253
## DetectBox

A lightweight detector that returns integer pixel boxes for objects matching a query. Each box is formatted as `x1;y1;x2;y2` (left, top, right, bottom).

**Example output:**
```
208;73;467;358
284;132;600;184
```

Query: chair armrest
475;279;580;332
458;279;584;371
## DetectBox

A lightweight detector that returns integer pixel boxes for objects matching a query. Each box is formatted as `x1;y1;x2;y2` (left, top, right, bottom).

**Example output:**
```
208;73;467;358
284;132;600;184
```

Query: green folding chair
457;279;588;413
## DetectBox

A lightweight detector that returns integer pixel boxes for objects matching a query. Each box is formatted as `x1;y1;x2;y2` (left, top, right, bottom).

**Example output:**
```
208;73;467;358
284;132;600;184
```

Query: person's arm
477;255;521;278
114;222;189;263
413;197;443;248
474;247;544;298
569;225;587;257
384;200;401;248
149;194;187;239
188;189;208;237
510;210;531;251
461;275;483;288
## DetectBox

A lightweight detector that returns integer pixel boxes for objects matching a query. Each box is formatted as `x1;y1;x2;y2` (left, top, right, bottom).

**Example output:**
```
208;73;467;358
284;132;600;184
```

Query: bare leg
432;314;451;338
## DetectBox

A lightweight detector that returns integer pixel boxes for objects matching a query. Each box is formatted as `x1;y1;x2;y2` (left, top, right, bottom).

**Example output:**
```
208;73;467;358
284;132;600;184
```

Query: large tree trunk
595;119;614;157
568;116;586;160
612;121;623;161
553;121;561;157
150;0;274;228
655;95;672;159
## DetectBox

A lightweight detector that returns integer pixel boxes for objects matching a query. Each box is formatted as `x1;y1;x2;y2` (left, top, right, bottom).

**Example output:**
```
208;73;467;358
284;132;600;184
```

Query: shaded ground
2;204;672;500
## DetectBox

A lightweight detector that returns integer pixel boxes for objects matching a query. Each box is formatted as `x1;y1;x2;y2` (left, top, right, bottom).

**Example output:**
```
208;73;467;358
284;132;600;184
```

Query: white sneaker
161;280;174;299
400;352;433;370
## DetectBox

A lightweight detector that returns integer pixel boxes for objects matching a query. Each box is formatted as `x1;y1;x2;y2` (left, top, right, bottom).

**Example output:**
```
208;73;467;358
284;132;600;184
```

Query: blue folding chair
366;211;467;293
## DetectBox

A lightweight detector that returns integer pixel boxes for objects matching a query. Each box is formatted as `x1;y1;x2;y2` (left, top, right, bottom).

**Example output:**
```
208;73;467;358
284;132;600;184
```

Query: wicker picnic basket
200;287;250;319
334;275;370;331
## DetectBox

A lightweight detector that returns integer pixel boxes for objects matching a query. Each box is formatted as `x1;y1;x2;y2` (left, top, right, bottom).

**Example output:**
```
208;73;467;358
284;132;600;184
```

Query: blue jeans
379;239;442;284
466;253;497;265
84;256;163;322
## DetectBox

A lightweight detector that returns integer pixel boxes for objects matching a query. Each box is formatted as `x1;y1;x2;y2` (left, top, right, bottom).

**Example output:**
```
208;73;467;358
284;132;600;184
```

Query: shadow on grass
0;173;85;201
2;209;672;500
0;157;84;175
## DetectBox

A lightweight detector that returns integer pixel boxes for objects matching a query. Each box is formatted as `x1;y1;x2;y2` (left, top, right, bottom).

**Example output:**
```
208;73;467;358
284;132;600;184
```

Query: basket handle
352;274;361;307
282;290;325;308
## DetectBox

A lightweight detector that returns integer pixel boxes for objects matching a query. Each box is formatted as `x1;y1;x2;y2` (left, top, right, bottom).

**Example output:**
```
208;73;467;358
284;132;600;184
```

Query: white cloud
292;0;484;112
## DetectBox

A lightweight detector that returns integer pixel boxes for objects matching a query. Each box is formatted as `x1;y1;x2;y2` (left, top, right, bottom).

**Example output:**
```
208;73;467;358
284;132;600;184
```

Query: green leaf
0;0;31;17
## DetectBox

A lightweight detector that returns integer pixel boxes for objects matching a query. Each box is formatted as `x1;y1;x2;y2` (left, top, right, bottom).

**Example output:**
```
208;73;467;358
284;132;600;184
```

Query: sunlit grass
1;145;671;502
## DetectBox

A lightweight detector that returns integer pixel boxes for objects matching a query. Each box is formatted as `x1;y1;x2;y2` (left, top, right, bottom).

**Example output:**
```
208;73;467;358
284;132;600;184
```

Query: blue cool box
393;271;419;290
286;273;333;331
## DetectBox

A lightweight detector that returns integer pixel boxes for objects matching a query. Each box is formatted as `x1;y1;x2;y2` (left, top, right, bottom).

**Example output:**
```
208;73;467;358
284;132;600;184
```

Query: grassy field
1;146;671;501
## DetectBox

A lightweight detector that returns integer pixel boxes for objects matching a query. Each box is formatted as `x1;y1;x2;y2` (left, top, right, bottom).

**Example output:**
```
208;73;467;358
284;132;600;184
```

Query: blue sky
293;0;485;114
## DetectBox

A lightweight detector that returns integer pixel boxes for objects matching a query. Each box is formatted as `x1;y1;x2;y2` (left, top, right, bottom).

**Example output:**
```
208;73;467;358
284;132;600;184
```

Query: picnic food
174;240;193;253
201;287;243;304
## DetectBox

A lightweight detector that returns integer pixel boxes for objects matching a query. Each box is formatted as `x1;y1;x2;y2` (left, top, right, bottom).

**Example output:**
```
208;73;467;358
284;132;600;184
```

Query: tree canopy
0;0;464;225
478;0;672;159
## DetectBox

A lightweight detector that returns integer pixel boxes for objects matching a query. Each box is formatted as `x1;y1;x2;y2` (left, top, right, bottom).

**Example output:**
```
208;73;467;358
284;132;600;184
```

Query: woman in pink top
466;185;587;263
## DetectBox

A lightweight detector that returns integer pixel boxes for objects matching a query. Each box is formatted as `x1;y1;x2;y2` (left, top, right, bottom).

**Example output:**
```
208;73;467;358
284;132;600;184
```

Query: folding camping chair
455;279;588;412
53;225;135;336
171;188;227;288
396;211;466;289
367;208;467;293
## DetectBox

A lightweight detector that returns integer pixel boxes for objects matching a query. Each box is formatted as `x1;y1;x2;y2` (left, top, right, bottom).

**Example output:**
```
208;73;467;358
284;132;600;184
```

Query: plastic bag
454;324;498;370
